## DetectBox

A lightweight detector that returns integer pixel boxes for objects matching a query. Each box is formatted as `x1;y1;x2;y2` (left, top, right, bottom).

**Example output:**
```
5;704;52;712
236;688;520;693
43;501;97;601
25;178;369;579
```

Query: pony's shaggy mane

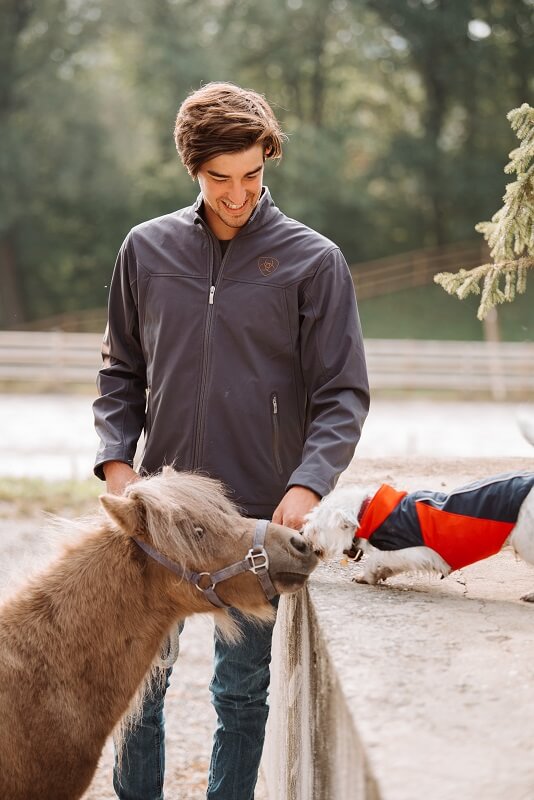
124;470;244;565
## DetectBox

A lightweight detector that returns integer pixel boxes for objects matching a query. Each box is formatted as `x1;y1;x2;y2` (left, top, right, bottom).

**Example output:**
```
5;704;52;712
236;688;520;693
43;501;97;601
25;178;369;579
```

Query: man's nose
228;182;247;205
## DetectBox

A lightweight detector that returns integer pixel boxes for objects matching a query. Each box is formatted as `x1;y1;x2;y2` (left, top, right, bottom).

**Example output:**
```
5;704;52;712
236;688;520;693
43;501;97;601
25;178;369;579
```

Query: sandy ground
1;455;532;798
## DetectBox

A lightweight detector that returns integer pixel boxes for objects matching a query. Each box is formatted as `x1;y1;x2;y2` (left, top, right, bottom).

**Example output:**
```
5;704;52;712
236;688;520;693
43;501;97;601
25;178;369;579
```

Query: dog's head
302;484;372;559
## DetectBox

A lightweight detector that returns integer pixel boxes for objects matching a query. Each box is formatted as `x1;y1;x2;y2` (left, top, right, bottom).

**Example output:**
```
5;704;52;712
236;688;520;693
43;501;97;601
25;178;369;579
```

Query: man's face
196;144;264;240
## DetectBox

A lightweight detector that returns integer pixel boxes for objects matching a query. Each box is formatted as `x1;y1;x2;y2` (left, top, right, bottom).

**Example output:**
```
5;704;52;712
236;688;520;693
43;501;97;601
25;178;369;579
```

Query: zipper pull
209;285;215;305
272;394;278;414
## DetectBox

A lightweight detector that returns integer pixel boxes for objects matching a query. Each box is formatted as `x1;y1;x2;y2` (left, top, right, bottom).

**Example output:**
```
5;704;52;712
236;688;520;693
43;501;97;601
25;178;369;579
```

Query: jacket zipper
271;392;284;475
191;233;234;468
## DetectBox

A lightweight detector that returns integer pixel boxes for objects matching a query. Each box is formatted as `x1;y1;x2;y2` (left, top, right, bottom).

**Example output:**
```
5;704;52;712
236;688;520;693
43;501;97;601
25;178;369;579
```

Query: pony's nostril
290;535;309;554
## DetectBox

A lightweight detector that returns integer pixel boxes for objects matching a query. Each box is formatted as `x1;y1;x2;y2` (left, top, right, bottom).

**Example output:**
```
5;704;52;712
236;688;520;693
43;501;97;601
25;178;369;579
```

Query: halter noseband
132;519;277;609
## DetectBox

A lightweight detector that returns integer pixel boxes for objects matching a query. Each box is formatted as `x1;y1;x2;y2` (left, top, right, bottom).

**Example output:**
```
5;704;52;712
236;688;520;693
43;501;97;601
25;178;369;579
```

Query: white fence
366;338;534;399
0;331;532;399
0;331;101;386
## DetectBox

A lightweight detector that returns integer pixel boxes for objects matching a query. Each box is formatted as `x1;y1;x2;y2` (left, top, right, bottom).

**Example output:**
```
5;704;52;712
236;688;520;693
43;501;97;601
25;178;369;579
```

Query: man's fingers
281;514;303;531
272;508;283;525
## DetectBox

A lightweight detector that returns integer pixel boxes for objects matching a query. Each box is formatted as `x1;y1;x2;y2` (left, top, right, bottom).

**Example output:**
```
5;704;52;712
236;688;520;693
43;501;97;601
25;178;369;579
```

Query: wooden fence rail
0;331;532;399
351;241;487;299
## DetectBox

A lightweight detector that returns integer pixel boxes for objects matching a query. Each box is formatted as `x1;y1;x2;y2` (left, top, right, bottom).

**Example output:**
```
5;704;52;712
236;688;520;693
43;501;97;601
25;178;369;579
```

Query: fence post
482;308;507;401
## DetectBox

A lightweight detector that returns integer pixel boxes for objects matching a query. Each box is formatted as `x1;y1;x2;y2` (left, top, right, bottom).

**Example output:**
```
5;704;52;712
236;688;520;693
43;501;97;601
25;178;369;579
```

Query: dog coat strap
358;484;408;540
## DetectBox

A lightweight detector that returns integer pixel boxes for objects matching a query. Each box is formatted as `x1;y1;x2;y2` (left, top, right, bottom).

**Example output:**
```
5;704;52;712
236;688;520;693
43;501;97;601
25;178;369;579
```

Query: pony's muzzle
290;534;311;554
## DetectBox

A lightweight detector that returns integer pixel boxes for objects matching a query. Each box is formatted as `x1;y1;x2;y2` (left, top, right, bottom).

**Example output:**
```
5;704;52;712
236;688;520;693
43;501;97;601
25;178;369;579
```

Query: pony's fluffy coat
0;469;315;800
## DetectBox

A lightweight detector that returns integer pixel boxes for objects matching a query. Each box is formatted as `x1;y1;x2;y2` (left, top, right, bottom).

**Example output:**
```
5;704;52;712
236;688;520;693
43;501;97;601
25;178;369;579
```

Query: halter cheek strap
249;519;277;601
132;519;277;609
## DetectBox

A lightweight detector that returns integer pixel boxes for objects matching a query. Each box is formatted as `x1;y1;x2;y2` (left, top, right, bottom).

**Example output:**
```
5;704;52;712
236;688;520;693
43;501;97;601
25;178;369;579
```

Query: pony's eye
194;527;204;537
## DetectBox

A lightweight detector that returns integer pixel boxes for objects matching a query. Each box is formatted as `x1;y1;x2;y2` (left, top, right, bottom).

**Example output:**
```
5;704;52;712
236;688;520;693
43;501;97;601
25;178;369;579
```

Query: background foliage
1;0;533;336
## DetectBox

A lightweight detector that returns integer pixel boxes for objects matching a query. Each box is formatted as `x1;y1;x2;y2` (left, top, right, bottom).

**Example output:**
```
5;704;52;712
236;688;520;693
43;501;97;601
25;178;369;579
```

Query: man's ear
100;494;143;535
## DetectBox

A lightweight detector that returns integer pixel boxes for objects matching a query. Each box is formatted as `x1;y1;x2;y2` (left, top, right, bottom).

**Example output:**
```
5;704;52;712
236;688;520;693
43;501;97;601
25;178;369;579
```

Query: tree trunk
422;70;448;245
0;230;26;327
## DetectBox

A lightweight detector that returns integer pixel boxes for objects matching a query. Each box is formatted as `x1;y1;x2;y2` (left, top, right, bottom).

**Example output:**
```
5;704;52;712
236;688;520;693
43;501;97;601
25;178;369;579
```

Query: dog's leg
509;487;534;602
354;547;451;585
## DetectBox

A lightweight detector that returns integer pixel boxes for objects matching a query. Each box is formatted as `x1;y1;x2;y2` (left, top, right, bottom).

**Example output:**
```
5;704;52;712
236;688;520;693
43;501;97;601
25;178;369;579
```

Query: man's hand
102;461;140;495
272;486;321;531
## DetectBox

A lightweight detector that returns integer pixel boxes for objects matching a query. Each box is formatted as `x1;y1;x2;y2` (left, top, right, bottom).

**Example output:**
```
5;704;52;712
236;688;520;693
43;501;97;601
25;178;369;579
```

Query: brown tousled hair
174;82;286;177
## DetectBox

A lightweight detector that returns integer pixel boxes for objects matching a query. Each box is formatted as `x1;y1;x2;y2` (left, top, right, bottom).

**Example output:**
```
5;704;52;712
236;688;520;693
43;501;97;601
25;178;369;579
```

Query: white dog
303;472;534;600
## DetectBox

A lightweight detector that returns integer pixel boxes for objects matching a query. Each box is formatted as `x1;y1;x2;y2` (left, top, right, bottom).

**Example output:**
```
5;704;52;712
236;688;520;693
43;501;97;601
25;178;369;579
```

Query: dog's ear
333;508;359;529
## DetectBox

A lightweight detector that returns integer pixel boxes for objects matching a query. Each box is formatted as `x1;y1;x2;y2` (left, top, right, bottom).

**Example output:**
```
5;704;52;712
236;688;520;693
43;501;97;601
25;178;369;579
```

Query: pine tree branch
435;256;534;320
434;103;533;320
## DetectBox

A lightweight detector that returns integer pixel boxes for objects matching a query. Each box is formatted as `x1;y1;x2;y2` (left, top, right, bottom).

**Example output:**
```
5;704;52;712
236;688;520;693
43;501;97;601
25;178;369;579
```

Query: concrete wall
264;588;380;800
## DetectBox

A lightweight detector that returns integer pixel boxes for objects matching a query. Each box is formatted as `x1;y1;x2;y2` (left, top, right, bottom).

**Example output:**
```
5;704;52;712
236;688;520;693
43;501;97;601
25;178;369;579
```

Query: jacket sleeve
287;247;370;498
93;234;147;480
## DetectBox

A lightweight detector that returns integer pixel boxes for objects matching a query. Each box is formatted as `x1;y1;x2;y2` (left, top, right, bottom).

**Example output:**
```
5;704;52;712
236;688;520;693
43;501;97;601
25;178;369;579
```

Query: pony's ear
100;493;143;535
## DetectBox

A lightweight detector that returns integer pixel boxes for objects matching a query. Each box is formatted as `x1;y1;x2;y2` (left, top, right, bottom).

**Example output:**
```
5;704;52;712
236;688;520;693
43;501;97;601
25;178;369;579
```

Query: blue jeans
113;600;278;800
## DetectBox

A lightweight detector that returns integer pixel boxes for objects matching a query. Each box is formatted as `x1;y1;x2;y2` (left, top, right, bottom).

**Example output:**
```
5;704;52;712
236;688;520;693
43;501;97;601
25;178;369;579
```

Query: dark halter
132;519;277;609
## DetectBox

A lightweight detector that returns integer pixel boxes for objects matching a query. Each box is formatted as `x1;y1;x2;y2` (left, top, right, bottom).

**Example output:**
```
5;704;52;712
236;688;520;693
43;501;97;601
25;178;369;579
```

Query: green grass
358;285;533;341
0;477;102;517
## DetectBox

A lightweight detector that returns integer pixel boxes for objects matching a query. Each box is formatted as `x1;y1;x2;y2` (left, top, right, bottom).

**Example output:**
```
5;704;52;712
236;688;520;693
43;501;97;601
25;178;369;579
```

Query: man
93;82;369;800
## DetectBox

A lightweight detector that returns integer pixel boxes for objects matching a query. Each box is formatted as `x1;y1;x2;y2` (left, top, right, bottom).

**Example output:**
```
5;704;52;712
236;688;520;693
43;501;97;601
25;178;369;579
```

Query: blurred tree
355;0;534;248
215;0;402;257
0;0;132;325
1;0;532;327
103;0;235;221
0;0;37;324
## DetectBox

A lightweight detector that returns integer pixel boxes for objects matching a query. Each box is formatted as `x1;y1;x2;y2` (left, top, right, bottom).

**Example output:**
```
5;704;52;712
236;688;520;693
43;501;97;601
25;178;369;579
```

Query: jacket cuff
94;449;134;481
286;471;332;500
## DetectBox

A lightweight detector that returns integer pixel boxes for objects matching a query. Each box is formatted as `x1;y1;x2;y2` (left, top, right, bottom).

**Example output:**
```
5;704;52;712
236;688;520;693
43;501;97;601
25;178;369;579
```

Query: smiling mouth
221;199;248;212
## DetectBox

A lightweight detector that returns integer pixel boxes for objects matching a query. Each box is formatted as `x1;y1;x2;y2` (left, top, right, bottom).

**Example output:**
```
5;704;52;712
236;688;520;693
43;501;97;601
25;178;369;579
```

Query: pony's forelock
123;471;243;565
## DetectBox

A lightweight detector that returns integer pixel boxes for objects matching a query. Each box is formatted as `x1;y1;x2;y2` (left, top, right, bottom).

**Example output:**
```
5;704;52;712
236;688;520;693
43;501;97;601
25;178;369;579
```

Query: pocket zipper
271;392;283;475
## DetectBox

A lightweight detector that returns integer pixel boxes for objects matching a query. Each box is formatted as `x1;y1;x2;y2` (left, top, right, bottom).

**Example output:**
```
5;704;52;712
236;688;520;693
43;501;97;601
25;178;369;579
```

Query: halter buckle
246;546;269;574
194;572;215;592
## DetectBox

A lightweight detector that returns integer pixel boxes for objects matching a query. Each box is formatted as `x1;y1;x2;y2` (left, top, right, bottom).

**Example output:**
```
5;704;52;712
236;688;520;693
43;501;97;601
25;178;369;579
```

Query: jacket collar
192;186;277;237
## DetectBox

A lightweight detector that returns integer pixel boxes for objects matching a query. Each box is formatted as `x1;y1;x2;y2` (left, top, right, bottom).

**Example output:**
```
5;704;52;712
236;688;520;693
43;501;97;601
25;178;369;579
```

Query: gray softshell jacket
93;188;369;518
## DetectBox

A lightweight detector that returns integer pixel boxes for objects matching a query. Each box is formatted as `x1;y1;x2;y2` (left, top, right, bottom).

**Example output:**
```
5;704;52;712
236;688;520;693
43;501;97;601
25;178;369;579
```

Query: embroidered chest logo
258;256;279;276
